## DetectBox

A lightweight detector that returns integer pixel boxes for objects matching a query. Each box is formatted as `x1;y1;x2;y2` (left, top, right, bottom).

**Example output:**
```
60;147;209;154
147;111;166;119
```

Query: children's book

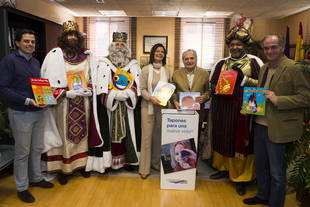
152;81;176;106
215;70;238;95
53;88;66;101
30;78;57;105
66;70;87;90
179;92;200;110
241;87;267;116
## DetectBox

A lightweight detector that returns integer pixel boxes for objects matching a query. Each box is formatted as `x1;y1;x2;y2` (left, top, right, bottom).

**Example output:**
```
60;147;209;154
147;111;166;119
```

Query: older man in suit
172;49;210;114
243;33;310;206
171;49;210;159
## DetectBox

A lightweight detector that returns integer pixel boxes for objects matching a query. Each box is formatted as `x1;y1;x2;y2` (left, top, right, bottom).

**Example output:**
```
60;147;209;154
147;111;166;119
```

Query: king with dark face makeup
208;16;264;196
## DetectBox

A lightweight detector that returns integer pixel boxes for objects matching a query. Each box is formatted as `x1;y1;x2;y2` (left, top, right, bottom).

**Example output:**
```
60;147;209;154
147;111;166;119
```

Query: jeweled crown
62;20;79;33
112;32;128;43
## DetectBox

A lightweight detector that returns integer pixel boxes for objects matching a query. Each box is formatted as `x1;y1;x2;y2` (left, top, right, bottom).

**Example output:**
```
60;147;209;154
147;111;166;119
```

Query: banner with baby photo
160;109;199;191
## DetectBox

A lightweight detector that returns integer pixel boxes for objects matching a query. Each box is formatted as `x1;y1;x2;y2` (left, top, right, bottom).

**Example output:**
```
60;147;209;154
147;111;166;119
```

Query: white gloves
66;89;92;99
84;50;91;55
115;91;129;101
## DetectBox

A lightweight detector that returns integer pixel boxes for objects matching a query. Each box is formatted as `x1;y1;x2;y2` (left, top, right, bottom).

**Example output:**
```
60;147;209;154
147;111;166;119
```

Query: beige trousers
139;104;163;175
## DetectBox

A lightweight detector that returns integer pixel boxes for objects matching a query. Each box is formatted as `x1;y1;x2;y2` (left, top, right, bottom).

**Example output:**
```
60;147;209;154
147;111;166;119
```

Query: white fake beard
109;50;130;67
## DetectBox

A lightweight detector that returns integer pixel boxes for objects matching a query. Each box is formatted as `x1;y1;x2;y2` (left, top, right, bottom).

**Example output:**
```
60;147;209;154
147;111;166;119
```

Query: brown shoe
17;190;35;203
140;174;148;180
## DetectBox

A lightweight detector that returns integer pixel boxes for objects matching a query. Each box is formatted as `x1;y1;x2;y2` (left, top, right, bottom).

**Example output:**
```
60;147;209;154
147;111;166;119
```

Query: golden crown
112;32;128;43
62;20;79;33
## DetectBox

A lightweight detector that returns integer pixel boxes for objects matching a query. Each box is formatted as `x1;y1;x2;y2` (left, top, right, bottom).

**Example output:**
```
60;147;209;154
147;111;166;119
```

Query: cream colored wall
75;17;84;33
15;0;75;24
252;18;285;41
136;17;175;74
252;9;310;44
281;9;310;44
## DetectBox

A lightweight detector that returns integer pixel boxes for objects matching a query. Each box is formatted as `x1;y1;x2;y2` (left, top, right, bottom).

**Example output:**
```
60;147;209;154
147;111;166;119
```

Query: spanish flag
294;22;304;61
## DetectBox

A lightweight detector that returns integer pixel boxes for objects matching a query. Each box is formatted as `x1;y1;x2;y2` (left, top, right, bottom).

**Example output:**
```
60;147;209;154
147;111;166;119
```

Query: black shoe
209;171;229;179
124;165;136;172
243;196;269;205
57;173;68;185
81;170;91;178
30;180;54;188
17;190;35;203
236;182;246;196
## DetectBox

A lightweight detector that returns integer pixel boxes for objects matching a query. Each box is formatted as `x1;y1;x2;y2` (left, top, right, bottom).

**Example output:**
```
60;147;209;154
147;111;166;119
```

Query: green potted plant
286;42;310;206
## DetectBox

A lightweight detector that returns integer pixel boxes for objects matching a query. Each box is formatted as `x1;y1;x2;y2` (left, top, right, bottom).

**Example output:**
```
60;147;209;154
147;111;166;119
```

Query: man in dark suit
243;33;310;206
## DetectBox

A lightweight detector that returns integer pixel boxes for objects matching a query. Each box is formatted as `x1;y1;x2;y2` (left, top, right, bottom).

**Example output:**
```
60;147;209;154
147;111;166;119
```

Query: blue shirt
0;50;41;111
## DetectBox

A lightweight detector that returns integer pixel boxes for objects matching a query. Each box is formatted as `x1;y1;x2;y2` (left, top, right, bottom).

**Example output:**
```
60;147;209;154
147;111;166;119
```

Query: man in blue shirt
0;29;54;203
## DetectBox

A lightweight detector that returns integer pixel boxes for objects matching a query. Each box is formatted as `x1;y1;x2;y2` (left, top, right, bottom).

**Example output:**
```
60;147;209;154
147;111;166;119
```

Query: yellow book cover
66;70;87;90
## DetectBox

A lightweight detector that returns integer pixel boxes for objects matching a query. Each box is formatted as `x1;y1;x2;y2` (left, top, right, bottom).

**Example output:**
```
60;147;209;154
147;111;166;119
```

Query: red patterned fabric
88;106;103;147
211;58;260;157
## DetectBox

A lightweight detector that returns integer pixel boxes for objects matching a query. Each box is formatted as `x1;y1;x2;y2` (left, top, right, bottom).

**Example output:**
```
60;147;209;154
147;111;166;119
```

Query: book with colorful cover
66;70;87;90
53;88;66;101
30;78;56;105
215;70;238;95
179;92;200;110
152;81;176;106
241;87;267;116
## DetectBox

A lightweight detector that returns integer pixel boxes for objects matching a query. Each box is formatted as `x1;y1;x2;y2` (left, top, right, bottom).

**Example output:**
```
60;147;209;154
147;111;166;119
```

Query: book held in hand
241;87;267;116
152;81;176;106
66;70;87;90
30;78;57;105
179;92;200;110
215;70;238;95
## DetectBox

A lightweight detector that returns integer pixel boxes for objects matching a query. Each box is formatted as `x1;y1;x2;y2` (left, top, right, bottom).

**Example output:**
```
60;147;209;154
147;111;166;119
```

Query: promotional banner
160;109;199;190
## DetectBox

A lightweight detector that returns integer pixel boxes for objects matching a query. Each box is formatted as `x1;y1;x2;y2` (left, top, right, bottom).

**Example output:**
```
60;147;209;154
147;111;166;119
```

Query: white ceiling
48;0;310;19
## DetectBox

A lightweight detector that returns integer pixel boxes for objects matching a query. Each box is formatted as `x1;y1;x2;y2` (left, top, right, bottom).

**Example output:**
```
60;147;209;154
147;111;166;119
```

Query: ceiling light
96;0;104;3
99;10;127;16
47;0;66;2
152;11;179;17
204;11;233;18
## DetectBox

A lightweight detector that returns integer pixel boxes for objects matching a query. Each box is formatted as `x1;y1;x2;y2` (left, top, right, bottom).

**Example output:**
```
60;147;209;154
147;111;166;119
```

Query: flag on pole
294;22;304;61
284;26;290;57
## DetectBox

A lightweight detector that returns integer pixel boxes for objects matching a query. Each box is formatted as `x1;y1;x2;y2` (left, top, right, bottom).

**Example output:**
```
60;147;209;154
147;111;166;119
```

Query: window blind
179;18;225;71
86;17;130;60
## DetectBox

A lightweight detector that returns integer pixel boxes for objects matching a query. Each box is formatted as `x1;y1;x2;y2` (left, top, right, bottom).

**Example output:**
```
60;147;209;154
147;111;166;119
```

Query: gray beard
109;51;130;67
